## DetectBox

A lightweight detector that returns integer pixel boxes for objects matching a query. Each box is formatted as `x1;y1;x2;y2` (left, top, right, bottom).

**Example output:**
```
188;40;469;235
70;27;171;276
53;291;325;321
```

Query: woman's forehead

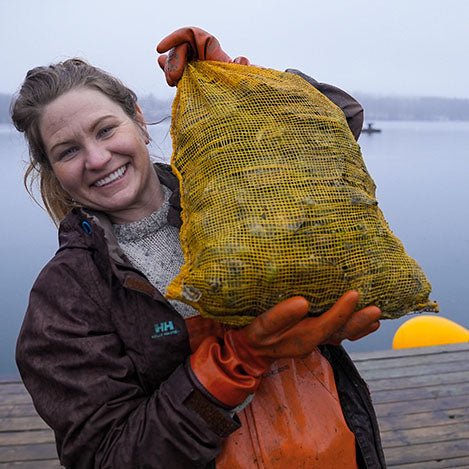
40;89;126;143
44;88;123;119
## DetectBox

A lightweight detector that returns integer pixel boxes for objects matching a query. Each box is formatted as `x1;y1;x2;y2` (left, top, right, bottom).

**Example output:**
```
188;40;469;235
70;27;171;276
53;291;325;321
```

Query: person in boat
12;26;386;468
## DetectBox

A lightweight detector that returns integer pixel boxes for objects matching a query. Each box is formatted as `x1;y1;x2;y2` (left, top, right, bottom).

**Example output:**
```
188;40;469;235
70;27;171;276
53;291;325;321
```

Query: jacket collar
152;162;182;228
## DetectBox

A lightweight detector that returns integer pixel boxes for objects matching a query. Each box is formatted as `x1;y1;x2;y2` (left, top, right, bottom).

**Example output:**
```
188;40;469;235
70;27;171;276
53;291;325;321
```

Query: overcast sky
1;0;469;100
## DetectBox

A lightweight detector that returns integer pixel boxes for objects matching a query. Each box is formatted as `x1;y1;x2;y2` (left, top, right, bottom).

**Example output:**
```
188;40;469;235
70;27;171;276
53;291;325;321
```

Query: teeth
94;165;126;187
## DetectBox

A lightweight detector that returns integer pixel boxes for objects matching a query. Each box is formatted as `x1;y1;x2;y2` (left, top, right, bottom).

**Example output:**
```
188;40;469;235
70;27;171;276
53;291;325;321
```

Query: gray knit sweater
113;185;198;319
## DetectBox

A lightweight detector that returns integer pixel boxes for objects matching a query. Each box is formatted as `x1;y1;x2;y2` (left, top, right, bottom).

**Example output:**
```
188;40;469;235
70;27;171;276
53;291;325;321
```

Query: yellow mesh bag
166;61;438;326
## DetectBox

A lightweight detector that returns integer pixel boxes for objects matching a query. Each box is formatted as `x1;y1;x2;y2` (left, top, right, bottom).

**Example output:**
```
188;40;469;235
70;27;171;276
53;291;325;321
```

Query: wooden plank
383;439;469;466
386;456;469;469
0;384;30;395
355;345;469;362
374;394;469;417
0;416;50;432
355;351;468;372
366;370;468;391
0;429;55;446
0;443;58;463
0;393;32;406
0;404;38;418
350;342;469;362
381;421;469;447
0;380;24;386
366;381;469;404
0;461;62;469
378;407;468;432
358;359;469;380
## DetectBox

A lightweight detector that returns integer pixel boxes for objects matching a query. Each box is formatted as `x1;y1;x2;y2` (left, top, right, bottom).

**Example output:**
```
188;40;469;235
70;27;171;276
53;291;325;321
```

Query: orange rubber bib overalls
186;316;358;469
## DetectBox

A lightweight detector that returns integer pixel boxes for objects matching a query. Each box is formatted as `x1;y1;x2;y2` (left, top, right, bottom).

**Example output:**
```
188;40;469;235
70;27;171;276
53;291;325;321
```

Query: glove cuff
190;335;263;407
224;329;274;377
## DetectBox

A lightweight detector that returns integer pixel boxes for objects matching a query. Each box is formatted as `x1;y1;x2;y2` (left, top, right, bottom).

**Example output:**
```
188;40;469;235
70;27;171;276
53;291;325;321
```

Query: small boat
362;123;382;134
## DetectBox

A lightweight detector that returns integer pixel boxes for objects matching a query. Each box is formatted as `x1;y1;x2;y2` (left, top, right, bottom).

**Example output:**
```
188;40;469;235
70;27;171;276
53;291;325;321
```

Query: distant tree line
0;93;172;125
1;92;469;124
356;93;469;121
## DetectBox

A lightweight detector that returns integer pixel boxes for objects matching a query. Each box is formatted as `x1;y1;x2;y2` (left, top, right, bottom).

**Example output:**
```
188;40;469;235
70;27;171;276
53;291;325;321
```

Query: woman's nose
84;143;112;170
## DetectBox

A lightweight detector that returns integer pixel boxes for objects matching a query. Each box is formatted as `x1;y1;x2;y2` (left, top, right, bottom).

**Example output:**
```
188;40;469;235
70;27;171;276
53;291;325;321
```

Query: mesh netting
166;61;438;326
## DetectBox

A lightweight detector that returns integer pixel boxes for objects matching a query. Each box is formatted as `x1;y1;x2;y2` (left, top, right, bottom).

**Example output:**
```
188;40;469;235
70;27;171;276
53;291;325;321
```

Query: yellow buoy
392;315;469;349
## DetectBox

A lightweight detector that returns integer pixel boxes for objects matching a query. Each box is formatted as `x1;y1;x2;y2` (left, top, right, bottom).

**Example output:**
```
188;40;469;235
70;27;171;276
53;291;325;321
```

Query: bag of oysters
166;61;438;326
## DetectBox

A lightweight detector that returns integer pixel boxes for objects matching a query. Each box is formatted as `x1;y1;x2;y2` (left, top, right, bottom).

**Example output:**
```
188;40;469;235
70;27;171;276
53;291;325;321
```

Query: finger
254;296;310;338
164;44;191;86
156;26;203;53
325;316;381;345
232;56;251;65
157;55;167;71
204;37;231;62
279;291;361;347
341;306;382;339
313;291;360;342
347;320;381;341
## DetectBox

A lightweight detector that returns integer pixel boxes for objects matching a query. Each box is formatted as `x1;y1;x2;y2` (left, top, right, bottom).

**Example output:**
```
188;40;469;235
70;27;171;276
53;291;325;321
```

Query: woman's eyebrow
88;114;115;132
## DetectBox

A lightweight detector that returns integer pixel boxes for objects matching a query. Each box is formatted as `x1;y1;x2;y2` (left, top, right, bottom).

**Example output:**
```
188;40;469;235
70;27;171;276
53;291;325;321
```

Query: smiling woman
40;88;164;223
10;28;386;468
11;58;162;225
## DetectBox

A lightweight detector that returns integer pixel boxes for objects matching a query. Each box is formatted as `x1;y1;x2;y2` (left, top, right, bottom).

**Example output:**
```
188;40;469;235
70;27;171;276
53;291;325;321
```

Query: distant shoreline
355;93;469;121
2;92;469;123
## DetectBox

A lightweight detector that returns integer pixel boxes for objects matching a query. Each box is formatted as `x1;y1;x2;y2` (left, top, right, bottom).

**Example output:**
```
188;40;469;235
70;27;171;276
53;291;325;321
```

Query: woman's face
39;88;162;223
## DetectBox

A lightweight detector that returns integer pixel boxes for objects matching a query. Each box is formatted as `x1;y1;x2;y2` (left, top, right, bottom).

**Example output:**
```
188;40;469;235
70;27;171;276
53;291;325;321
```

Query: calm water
1;121;468;378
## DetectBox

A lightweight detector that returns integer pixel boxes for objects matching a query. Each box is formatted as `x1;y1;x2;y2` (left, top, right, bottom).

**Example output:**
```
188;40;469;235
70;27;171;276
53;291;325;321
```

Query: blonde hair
11;58;147;224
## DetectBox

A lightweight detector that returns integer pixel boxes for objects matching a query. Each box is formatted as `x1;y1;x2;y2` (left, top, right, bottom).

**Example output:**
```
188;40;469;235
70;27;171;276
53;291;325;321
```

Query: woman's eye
58;146;79;160
98;126;115;138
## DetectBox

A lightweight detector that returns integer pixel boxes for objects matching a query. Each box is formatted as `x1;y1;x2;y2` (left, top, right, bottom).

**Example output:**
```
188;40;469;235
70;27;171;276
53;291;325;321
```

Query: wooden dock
353;342;469;468
0;342;468;468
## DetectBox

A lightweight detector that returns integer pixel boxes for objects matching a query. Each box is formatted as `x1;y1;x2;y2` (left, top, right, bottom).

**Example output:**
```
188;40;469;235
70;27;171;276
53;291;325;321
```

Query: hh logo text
151;320;180;339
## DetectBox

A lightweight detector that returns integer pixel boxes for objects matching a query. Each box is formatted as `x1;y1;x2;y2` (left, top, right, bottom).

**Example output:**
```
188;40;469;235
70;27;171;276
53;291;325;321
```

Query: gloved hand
156;26;250;86
190;291;381;407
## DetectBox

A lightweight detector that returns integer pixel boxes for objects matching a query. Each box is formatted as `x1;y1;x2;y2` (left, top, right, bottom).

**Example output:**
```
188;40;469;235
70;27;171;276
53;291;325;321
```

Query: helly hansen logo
151;320;180;339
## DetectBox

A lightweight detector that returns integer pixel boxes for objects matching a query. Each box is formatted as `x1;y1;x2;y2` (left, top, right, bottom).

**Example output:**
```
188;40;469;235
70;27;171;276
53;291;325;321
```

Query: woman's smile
92;164;128;187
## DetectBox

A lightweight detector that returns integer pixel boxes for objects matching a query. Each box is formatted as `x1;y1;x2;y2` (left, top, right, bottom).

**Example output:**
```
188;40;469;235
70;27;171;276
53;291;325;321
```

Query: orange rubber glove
156;26;250;86
190;291;381;407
